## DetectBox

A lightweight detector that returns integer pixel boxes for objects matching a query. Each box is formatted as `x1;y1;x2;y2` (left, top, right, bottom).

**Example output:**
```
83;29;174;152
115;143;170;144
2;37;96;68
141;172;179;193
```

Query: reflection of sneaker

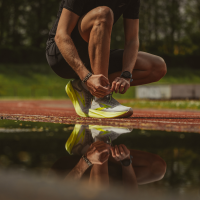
65;79;93;117
89;125;133;145
89;94;133;118
65;124;93;155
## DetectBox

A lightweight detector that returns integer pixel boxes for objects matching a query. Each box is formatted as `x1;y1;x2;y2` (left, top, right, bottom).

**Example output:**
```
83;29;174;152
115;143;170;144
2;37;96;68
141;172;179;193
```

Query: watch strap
120;71;133;83
82;155;93;167
82;72;92;83
120;155;133;167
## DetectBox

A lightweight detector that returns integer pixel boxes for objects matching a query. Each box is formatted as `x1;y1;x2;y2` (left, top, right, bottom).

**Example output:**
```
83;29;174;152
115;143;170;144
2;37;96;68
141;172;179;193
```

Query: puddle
0;119;200;196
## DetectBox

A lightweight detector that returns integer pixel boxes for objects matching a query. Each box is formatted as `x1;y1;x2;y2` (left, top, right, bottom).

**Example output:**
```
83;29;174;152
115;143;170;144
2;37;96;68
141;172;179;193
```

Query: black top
48;0;140;39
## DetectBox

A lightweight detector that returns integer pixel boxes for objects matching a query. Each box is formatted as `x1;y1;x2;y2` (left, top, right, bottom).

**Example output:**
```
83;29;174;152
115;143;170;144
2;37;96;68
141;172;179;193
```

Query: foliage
0;0;200;60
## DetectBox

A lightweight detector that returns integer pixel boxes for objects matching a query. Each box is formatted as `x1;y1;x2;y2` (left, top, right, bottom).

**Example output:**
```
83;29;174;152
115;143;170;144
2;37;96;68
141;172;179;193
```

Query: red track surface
0;100;200;133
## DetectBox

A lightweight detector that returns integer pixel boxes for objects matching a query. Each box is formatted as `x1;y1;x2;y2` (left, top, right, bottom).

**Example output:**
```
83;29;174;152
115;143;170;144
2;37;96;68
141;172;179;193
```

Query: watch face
122;71;132;78
123;71;130;77
121;159;131;166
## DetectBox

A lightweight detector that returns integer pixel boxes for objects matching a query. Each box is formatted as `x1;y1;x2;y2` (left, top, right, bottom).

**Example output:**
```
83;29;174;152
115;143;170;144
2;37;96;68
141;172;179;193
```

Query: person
46;0;167;118
50;125;166;190
51;141;166;191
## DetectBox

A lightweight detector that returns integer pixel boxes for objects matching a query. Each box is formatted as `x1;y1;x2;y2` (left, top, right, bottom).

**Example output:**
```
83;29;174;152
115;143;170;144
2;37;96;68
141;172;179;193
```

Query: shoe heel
65;81;88;117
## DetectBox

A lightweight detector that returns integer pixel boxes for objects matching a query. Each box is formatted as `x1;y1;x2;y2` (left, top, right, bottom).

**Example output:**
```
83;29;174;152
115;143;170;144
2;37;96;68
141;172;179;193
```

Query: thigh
108;50;165;86
78;6;114;43
108;50;160;74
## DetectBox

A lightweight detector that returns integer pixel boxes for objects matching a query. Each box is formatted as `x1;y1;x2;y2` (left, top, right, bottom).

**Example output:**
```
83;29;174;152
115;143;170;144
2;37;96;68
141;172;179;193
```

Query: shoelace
105;92;113;102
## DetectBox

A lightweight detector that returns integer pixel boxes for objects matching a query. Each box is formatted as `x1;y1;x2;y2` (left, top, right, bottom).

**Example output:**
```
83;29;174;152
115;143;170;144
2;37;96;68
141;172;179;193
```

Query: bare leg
108;51;167;86
78;6;114;79
89;161;109;188
109;149;166;184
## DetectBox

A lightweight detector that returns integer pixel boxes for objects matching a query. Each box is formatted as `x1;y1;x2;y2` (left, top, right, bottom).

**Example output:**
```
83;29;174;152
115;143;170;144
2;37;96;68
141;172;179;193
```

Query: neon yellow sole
89;109;127;118
65;81;88;117
65;124;82;155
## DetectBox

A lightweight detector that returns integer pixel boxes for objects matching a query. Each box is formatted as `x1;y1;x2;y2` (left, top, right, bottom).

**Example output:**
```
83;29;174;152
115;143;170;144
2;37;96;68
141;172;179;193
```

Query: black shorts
46;25;124;79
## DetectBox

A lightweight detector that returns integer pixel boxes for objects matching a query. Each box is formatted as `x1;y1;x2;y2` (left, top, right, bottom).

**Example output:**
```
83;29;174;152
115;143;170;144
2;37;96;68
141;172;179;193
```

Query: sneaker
65;124;93;155
89;125;133;145
65;79;93;117
88;94;133;118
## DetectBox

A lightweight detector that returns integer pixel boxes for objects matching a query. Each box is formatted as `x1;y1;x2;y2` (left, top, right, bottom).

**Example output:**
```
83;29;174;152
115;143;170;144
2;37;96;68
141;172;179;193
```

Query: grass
122;99;200;110
0;64;200;100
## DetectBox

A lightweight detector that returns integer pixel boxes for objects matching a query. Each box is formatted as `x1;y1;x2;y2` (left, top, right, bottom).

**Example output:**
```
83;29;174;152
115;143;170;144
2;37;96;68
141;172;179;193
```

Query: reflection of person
60;124;166;188
66;141;110;181
50;125;166;189
58;142;166;191
46;0;167;119
110;144;138;190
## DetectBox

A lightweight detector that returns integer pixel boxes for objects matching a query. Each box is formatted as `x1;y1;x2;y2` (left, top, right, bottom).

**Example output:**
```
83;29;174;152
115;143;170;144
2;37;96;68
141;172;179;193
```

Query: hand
86;74;112;98
86;141;111;165
111;77;130;94
110;144;130;162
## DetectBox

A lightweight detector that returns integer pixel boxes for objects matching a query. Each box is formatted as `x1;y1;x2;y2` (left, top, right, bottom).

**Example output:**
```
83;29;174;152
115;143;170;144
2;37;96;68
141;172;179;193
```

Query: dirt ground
0;100;200;133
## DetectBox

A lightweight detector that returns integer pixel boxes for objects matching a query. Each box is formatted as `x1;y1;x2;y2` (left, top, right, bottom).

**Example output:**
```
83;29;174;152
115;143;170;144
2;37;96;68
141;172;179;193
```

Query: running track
0;100;200;133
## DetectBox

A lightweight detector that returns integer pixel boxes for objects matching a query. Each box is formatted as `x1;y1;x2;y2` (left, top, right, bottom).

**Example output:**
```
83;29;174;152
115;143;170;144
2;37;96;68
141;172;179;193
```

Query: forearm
65;157;89;181
122;40;139;73
55;34;90;80
122;165;138;190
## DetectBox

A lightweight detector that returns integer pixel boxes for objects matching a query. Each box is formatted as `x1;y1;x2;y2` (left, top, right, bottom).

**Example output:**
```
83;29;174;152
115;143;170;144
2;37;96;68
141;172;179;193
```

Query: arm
65;141;110;181
55;9;111;98
111;144;138;191
122;163;138;190
111;19;139;94
55;9;89;80
65;157;89;180
122;18;139;74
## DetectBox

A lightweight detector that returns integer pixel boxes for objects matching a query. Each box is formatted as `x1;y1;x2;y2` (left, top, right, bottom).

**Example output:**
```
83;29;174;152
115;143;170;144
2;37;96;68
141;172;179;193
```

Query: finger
115;145;120;158
119;145;125;156
111;78;120;91
110;147;116;158
92;141;104;146
101;154;110;164
121;84;130;94
115;80;123;93
95;86;111;95
121;144;130;155
97;148;110;154
111;81;117;92
93;92;105;98
119;83;126;93
99;75;110;85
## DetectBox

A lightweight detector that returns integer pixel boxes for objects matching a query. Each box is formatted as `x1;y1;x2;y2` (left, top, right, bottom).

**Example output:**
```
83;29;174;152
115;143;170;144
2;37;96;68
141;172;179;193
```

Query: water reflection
51;125;166;189
0;120;200;196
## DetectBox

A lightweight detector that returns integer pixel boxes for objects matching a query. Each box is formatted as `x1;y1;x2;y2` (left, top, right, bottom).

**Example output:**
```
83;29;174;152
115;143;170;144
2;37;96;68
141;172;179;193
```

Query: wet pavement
0;119;200;197
1;100;200;133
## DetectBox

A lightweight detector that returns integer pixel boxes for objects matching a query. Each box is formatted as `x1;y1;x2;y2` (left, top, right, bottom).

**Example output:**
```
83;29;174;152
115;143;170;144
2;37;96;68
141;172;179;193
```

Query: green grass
0;64;200;99
122;99;200;110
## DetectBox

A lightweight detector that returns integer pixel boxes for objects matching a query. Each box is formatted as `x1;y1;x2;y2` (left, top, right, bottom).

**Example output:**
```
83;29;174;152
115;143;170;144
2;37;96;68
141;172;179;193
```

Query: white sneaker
89;94;133;118
65;79;93;117
65;124;93;155
89;125;133;145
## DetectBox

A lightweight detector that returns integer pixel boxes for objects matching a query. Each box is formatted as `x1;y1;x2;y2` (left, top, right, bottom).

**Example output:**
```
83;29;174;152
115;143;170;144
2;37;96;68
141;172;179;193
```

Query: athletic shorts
46;25;124;79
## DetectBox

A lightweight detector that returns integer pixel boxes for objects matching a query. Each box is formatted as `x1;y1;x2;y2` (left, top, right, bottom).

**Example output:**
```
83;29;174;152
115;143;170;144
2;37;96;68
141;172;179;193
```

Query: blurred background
0;0;200;109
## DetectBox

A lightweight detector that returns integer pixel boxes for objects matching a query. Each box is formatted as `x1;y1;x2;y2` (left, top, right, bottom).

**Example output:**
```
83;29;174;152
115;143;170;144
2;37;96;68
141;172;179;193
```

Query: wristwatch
120;71;133;82
120;155;133;166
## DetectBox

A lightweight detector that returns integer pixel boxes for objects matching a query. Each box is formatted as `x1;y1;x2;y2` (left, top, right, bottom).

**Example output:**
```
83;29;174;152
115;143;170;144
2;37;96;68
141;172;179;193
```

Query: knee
152;56;167;82
151;155;167;181
94;6;114;28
